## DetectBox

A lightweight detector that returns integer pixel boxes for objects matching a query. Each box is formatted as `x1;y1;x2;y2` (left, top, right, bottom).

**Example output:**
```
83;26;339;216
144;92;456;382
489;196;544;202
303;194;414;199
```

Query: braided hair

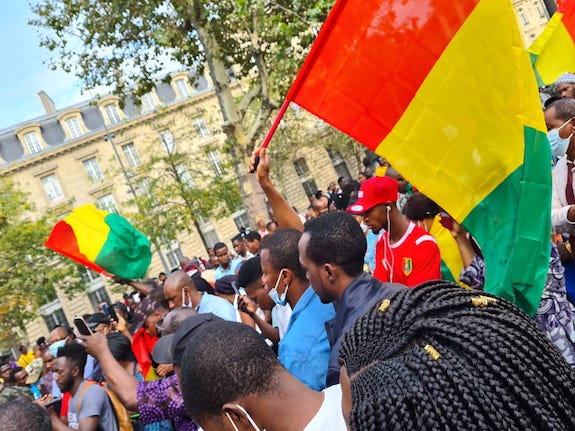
339;281;575;431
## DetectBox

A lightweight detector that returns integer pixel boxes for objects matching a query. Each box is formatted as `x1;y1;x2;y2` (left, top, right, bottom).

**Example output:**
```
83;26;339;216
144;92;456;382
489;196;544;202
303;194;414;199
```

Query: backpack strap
76;380;96;413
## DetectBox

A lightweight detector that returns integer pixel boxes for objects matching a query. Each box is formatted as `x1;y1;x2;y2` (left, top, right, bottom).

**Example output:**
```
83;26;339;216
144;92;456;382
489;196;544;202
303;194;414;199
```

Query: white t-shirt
304;384;347;430
273;303;293;340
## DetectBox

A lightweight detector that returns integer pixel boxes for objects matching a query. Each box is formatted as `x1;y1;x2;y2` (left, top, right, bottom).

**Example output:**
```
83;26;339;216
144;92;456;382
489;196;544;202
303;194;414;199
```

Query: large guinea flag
263;0;551;316
528;0;575;86
45;204;151;279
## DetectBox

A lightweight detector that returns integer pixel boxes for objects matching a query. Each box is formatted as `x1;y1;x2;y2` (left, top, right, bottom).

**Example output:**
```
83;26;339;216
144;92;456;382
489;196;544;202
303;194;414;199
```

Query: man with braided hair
339;281;575;430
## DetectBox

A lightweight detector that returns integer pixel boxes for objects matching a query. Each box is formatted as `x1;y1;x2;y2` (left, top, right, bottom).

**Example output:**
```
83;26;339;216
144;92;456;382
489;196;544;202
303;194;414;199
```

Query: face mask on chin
268;269;288;306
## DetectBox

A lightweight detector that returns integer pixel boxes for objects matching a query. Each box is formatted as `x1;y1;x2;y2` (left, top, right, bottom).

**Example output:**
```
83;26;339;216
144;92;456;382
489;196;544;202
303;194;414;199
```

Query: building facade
0;72;361;342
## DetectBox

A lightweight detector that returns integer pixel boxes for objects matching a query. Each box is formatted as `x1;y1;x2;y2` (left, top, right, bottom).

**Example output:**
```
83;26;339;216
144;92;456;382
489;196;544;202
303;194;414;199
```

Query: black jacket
325;272;405;386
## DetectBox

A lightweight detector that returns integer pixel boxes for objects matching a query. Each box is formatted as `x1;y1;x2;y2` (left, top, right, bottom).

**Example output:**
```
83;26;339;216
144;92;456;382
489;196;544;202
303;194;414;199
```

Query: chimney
38;91;56;115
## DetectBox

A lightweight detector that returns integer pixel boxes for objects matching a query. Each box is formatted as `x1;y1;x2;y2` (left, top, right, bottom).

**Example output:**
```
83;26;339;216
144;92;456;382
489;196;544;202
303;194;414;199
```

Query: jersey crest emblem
403;257;413;276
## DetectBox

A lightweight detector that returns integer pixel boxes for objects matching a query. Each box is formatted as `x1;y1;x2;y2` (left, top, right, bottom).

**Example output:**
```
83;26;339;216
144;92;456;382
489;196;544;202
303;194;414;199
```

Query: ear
323;263;337;282
222;403;251;430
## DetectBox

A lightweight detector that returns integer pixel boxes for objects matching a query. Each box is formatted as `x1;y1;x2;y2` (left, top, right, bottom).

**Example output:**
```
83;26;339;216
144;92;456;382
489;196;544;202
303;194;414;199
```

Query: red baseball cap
347;176;398;214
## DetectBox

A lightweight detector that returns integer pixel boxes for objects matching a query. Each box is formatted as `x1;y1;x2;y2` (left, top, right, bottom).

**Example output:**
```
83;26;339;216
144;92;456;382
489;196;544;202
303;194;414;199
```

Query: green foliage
0;177;83;349
118;111;242;253
30;0;335;153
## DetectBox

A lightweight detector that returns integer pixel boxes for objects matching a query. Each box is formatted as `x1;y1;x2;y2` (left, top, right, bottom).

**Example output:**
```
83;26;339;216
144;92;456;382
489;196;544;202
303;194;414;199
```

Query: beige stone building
513;0;553;46
0;72;362;342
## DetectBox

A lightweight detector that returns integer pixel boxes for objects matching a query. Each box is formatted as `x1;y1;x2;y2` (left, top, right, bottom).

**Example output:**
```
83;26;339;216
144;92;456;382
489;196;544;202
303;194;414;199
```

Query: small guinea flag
45;204;151;279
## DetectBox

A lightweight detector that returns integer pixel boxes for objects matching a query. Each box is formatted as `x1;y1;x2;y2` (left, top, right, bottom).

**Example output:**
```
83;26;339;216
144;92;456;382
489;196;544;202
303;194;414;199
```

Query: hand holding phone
74;316;93;336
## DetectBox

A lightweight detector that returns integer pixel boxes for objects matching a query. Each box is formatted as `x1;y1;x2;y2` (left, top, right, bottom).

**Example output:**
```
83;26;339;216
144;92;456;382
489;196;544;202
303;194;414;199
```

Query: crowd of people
2;78;575;430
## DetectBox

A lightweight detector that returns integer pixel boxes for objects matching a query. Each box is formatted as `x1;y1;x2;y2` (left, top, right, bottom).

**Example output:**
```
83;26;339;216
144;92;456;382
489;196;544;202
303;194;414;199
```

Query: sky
0;3;86;131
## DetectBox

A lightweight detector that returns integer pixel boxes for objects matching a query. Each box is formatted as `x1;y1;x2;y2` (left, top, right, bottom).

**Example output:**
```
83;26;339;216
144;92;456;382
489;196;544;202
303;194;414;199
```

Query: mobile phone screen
73;317;93;336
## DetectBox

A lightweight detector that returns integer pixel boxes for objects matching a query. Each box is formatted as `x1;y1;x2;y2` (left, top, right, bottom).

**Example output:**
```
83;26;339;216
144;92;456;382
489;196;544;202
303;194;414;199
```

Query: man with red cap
348;176;441;286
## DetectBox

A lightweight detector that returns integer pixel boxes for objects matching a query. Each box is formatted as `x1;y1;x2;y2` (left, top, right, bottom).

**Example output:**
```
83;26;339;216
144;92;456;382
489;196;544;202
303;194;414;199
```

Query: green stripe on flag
462;126;551;316
95;213;152;279
440;260;456;282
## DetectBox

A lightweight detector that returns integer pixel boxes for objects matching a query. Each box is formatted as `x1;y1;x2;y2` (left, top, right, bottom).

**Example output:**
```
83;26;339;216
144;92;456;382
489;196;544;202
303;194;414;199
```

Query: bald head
48;326;69;344
385;166;407;194
162;307;198;335
163;270;197;309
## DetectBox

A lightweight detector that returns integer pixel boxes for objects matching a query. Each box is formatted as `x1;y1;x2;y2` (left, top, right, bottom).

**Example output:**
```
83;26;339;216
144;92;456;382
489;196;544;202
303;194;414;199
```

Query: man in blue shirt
213;242;242;280
260;229;335;390
163;270;236;321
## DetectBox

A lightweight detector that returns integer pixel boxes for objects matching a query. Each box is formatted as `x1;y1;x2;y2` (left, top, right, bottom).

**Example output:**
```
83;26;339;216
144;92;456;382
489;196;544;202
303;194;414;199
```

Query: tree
124;109;242;254
0;177;83;349
31;0;334;224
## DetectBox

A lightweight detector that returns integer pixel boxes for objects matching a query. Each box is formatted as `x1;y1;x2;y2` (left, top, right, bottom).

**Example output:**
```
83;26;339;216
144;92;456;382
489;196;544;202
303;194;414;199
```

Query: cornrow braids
339;281;575;431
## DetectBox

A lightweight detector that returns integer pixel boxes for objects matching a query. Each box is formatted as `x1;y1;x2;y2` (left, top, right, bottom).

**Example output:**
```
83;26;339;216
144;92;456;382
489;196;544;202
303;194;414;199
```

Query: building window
174;78;190;98
293;158;318;198
83;157;104;182
65;117;83;139
141;93;156;112
88;286;111;312
24;131;42;153
104;103;121;124
327;148;351;181
518;8;529;25
176;163;194;187
198;216;219;247
165;242;184;268
41;174;64;202
207;150;224;176
43;307;69;331
138;177;152;196
81;268;102;284
160;130;176;154
97;194;118;213
122;143;141;168
233;210;250;232
194;117;211;138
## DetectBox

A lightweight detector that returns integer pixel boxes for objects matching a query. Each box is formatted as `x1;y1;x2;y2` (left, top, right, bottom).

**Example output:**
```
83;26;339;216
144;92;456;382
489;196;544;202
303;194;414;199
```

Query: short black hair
303;212;366;277
339;281;575;430
261;229;306;281
56;342;88;375
180;321;281;422
545;97;575;121
245;231;261;242
231;233;244;243
236;256;262;289
403;191;440;221
213;242;227;253
0;400;52;431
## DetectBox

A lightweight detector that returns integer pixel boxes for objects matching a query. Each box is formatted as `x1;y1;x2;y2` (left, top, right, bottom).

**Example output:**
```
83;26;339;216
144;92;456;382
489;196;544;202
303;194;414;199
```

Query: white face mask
225;404;265;431
268;269;288;306
49;339;67;357
182;288;191;308
548;118;574;158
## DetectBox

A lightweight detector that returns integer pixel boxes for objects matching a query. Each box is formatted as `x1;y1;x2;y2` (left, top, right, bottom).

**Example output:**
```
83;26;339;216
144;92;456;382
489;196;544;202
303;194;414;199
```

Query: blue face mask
268;269;289;306
548;119;573;158
49;339;66;357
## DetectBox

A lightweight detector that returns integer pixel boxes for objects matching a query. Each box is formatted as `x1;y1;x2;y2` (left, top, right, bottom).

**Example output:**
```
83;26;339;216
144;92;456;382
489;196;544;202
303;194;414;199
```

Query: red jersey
373;222;441;287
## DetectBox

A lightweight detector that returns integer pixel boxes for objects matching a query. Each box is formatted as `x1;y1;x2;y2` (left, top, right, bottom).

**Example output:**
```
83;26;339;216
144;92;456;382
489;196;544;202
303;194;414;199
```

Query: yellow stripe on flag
64;205;111;262
529;12;575;86
376;0;545;222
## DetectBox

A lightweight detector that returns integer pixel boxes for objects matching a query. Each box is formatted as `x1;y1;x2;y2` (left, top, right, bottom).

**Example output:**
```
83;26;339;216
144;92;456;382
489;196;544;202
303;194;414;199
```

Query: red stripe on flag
560;0;575;44
45;221;108;275
289;0;479;149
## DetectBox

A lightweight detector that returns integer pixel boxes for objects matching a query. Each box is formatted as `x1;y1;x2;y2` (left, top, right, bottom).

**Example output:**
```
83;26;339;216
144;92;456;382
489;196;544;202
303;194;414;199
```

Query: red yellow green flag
45;204;151;279
528;0;575;86
269;0;550;315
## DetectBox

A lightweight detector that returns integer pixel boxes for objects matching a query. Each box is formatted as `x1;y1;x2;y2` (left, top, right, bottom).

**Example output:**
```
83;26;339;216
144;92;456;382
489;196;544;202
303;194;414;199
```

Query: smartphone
73;316;93;336
44;397;62;415
39;383;49;397
439;211;453;231
107;305;119;323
